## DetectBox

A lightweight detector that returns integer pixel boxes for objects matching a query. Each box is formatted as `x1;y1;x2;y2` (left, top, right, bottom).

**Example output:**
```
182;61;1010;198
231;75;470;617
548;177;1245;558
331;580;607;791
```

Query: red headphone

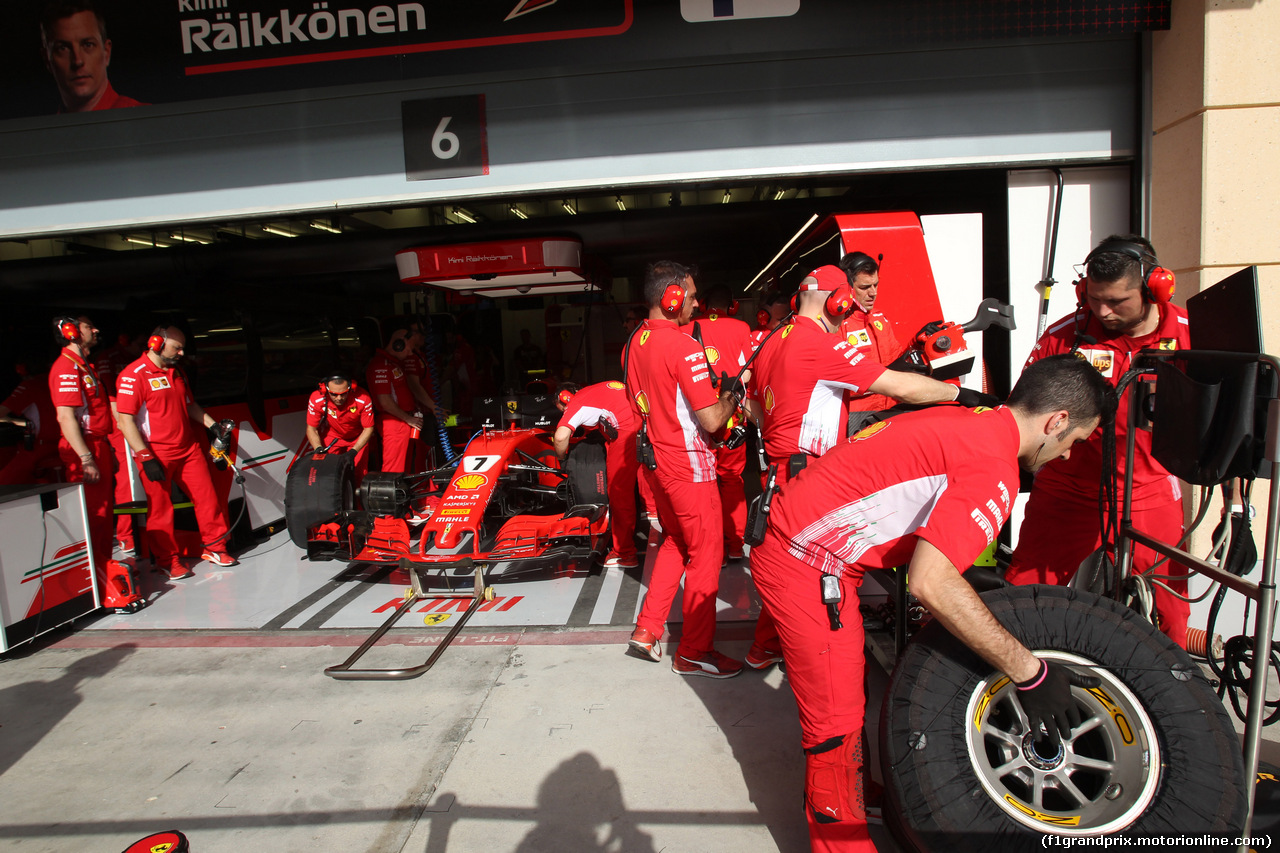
790;266;856;318
147;327;167;355
556;387;575;408
660;281;688;315
1077;240;1176;305
755;308;770;328
55;316;80;343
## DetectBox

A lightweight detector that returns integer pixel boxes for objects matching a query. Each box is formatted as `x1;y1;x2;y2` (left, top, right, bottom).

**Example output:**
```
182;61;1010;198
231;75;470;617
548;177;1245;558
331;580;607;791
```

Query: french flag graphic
680;0;800;22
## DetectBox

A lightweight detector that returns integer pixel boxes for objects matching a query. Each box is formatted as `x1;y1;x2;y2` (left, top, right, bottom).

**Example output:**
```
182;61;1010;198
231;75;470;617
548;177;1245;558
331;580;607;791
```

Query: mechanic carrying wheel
749;354;1111;852
116;325;238;579
623;261;745;678
743;265;998;669
1004;235;1192;649
552;379;654;569
305;373;376;486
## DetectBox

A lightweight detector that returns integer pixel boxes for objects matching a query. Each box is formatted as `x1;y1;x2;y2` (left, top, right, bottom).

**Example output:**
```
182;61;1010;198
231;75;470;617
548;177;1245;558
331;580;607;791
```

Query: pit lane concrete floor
0;528;904;853
6;529;1280;853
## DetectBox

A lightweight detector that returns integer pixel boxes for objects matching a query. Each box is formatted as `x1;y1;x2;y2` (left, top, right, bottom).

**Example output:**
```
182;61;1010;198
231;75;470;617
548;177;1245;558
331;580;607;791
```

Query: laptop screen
1187;266;1263;354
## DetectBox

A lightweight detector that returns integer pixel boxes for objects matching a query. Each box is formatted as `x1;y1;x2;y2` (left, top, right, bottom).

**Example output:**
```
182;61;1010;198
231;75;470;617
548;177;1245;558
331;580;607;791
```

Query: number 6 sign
402;94;488;181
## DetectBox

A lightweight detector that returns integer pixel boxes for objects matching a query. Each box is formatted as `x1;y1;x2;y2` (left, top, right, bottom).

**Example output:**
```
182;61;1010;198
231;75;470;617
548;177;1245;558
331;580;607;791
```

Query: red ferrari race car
284;405;610;681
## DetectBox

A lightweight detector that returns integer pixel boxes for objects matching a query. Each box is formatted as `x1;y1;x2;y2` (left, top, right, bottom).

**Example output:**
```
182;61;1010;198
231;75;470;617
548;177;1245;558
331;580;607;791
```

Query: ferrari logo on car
454;474;488;490
506;400;519;414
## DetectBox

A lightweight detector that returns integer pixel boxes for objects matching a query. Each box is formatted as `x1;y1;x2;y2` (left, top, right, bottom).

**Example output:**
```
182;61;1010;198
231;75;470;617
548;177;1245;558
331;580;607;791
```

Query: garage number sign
402;94;488;181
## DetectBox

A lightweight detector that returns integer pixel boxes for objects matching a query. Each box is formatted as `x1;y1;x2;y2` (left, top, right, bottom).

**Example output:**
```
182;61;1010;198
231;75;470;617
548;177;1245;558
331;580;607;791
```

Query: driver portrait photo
40;0;144;113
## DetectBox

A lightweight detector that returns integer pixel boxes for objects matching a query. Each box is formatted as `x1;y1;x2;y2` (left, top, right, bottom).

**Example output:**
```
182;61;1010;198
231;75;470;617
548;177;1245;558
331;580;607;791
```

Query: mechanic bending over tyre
115;325;239;580
1004;235;1192;649
742;264;1000;671
690;286;755;566
748;354;1112;853
623;260;748;679
305;373;376;487
552;379;654;570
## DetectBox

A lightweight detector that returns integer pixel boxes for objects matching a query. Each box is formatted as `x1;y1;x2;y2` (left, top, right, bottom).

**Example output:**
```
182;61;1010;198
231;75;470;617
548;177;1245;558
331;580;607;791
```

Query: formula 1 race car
284;418;610;680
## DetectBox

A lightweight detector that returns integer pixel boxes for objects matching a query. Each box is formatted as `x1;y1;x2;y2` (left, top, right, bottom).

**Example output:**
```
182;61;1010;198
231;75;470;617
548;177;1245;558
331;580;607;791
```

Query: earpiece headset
55;316;80;343
1076;239;1176;306
726;299;739;316
790;267;856;318
390;335;408;353
147;327;168;355
756;308;770;328
556;386;576;408
660;280;688;315
319;373;351;393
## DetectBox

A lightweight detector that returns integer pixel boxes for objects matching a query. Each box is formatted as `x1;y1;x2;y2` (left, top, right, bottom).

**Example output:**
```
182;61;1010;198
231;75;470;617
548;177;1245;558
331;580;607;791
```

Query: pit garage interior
2;2;1279;851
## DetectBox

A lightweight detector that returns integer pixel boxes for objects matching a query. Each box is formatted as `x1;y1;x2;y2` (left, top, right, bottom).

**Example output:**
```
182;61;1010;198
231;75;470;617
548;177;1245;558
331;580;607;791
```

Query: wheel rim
962;650;1160;835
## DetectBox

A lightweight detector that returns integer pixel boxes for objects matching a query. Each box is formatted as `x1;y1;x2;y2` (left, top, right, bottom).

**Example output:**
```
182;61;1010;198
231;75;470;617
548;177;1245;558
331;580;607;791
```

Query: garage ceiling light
772;188;787;201
125;236;158;247
309;220;342;234
561;200;576;215
262;225;299;238
510;205;528;220
452;207;477;224
747;213;818;292
722;190;732;204
169;233;210;244
615;196;626;212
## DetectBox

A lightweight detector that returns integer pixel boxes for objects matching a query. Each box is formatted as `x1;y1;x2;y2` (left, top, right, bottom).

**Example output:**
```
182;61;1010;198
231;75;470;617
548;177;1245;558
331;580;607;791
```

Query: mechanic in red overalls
116;326;237;579
624;261;745;678
553;380;651;569
744;265;996;669
837;251;905;414
752;354;1110;852
0;361;61;485
692;287;755;563
403;315;447;471
366;321;422;474
306;374;376;486
48;315;119;596
1005;235;1193;648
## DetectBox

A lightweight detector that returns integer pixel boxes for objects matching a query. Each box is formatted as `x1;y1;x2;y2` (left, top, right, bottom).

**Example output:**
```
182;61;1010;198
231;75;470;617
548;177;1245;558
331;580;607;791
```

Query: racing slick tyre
284;452;355;548
880;584;1245;851
563;440;608;507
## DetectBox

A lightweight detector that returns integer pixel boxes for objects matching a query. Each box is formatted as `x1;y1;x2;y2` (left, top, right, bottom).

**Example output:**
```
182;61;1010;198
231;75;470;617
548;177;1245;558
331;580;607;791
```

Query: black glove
1015;660;1101;749
310;446;327;457
1211;509;1257;578
720;372;745;399
597;417;619;443
140;456;166;483
955;387;1001;408
915;321;947;341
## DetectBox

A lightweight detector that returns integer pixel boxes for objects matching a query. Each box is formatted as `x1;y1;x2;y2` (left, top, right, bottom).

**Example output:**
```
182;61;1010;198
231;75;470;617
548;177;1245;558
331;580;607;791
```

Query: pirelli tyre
880;584;1245;851
563;440;608;507
284;452;355;548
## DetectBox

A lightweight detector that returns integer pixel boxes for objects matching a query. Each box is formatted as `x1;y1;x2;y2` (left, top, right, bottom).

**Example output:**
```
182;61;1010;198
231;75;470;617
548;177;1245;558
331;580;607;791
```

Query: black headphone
1078;240;1176;305
319;373;351;393
54;316;81;344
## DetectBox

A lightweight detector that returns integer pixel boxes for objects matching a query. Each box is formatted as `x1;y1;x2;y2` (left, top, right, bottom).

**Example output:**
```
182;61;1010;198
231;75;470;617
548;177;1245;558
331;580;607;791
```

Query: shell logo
852;420;891;442
640;330;651;346
704;345;721;365
454;474;488;490
764;386;776;412
607;380;625;390
635;391;650;415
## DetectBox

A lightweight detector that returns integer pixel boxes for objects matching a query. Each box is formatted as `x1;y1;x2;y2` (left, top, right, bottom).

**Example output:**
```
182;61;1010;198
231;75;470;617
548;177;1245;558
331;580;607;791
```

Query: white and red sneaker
602;552;639;569
672;650;744;679
201;549;238;567
745;643;785;670
627;627;663;662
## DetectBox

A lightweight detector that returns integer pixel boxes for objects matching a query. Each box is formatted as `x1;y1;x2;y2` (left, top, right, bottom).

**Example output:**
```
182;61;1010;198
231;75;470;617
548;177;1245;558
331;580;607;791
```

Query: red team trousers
138;442;229;565
60;434;116;585
749;533;874;853
606;427;643;561
637;469;723;659
715;443;747;553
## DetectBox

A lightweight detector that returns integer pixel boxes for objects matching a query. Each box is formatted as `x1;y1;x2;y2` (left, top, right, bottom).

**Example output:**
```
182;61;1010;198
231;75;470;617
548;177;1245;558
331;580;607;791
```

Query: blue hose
423;319;456;463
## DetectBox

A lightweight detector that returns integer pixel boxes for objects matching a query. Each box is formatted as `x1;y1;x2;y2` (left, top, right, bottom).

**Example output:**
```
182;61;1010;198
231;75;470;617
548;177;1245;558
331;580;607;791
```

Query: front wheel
880;585;1245;851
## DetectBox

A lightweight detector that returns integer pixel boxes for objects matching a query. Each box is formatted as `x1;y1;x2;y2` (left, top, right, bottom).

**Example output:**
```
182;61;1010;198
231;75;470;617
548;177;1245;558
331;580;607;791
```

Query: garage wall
0;37;1138;238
